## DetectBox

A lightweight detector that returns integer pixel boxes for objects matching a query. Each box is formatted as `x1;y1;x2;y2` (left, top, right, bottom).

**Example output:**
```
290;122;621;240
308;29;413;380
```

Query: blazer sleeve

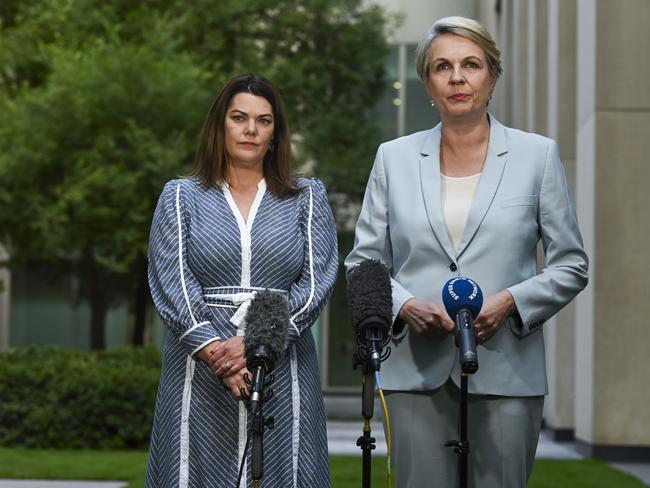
286;179;338;345
148;180;223;357
506;141;589;336
344;144;415;339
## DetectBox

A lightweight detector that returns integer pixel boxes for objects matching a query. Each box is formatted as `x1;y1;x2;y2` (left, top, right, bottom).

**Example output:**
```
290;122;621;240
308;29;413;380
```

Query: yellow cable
377;387;392;488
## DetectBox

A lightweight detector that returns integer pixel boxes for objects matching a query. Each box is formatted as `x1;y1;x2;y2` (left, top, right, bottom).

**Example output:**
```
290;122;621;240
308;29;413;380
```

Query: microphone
442;277;483;374
242;289;289;485
347;259;392;373
244;289;289;415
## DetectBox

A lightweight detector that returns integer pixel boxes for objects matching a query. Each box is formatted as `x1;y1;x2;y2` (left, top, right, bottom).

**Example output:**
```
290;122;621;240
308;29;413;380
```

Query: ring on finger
224;361;232;369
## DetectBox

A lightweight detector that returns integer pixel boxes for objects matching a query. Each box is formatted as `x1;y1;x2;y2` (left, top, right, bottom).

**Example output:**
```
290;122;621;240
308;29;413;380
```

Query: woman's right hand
398;298;455;339
208;337;246;379
197;340;251;400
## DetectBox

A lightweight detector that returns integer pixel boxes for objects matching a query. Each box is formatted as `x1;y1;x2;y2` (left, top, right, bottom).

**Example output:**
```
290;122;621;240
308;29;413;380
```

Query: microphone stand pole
445;308;479;488
353;326;390;488
356;364;375;488
249;368;275;488
250;404;263;488
444;373;470;488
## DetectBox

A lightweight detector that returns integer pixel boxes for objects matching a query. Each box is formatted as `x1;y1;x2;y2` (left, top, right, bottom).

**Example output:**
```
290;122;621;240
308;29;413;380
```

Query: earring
430;99;435;107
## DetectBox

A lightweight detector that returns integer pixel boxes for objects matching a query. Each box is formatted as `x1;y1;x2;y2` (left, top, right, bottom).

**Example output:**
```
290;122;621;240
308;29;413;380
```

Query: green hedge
0;346;161;449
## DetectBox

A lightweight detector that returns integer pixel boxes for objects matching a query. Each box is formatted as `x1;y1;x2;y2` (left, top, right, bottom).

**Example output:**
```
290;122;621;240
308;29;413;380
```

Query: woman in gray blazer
346;16;588;487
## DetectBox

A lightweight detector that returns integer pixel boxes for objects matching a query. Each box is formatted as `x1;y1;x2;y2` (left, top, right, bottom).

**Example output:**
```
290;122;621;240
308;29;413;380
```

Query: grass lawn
0;448;647;487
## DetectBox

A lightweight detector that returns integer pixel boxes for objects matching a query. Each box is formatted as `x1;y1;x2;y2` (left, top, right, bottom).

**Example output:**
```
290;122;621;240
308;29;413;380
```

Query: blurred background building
1;0;648;463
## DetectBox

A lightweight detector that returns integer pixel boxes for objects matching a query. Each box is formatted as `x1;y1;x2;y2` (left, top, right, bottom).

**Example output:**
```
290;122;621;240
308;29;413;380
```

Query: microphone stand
250;397;275;487
353;330;390;488
445;311;478;488
445;373;470;488
356;363;375;488
244;367;275;488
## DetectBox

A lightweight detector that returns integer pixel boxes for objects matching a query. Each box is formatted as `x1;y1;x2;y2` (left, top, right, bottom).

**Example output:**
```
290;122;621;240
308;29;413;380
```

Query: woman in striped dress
146;74;338;488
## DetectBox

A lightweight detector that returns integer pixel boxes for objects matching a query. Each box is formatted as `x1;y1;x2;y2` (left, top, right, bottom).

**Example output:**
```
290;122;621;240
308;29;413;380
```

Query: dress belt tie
203;288;289;334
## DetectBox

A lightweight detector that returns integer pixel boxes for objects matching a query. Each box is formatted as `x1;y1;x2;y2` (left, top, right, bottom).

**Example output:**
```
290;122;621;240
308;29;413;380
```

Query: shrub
0;345;161;449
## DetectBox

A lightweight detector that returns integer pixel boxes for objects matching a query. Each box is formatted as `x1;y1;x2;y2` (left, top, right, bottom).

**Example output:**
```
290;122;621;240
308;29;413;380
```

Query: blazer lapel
456;114;509;258
419;124;457;262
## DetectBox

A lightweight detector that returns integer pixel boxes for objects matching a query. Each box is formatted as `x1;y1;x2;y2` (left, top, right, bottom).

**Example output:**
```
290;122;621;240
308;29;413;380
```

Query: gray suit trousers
385;380;544;488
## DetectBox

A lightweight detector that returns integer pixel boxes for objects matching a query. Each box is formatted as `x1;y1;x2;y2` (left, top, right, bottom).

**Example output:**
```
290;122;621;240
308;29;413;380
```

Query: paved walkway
1;423;648;487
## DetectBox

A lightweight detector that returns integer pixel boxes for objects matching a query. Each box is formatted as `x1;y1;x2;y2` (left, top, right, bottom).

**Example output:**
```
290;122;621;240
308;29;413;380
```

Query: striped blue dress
146;176;338;488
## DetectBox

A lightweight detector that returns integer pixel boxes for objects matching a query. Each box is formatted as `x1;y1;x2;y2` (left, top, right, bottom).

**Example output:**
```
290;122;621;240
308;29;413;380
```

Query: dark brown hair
192;73;299;197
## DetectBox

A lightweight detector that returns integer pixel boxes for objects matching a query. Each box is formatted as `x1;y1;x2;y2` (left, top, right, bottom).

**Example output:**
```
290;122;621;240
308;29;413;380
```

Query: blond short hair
415;16;502;82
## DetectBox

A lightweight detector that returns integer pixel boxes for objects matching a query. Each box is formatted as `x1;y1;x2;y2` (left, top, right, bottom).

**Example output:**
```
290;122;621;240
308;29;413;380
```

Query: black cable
236;427;251;488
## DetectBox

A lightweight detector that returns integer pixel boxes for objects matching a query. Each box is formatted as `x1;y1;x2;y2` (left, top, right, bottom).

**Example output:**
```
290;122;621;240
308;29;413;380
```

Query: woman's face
425;33;495;120
224;92;275;169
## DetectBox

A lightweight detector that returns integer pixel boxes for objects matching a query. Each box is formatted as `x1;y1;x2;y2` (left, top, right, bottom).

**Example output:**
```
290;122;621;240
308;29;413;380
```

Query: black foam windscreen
347;259;392;336
244;289;289;371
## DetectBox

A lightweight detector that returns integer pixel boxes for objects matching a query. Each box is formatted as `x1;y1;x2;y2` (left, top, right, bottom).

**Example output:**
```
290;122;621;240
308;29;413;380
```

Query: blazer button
449;263;457;272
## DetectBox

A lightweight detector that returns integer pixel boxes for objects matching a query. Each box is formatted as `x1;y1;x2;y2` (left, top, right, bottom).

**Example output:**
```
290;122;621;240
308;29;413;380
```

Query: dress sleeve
344;145;414;339
286;179;338;345
506;140;589;337
148;180;222;357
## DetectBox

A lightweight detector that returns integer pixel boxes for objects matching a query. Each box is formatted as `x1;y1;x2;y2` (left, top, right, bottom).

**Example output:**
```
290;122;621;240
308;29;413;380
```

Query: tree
0;0;391;349
0;39;210;348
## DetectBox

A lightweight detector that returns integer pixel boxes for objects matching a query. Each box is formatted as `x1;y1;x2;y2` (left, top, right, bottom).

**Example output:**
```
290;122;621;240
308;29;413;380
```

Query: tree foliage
0;0;392;348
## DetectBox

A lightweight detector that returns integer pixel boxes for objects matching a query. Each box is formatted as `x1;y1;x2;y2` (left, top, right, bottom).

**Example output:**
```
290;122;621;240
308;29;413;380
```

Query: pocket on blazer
501;195;537;207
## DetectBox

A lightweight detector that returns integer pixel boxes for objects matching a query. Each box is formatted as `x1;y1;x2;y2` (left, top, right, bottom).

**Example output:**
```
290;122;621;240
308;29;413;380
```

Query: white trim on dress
290;345;301;488
176;184;199;327
178;356;196;488
221;179;267;488
290;185;315;332
289;184;316;488
179;320;211;340
222;180;266;288
175;184;199;487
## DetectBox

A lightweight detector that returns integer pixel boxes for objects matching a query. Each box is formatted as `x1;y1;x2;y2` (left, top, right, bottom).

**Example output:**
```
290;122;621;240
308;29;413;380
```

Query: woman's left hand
222;366;251;401
474;290;516;343
209;337;246;379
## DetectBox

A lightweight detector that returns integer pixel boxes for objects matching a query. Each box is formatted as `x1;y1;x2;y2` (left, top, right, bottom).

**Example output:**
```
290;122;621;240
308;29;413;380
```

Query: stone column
480;0;509;123
533;0;548;135
575;0;650;460
513;0;528;129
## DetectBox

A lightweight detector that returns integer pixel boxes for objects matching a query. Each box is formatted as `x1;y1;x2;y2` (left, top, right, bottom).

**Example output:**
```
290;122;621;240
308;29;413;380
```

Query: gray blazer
345;115;588;396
